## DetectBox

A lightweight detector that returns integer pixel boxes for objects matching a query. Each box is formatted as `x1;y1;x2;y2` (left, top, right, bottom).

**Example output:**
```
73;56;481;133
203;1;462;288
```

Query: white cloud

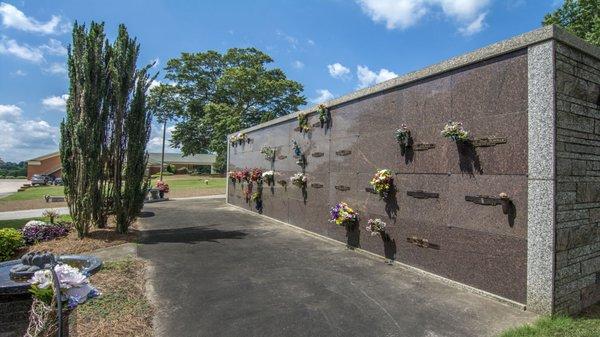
458;12;487;36
147;125;177;152
327;63;351;79
40;38;67;56
357;0;491;35
311;89;334;104
0;2;67;35
0;103;58;161
292;60;304;69
0;37;44;62
10;69;26;76
0;104;22;120
45;62;67;75
356;65;397;88
42;94;68;111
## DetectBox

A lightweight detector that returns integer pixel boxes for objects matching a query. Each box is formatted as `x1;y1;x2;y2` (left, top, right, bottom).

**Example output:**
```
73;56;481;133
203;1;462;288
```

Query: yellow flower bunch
369;169;393;195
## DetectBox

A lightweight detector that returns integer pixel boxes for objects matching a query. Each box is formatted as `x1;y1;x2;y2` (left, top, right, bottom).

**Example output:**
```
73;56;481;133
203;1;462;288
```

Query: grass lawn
0;214;72;229
499;304;600;337
151;174;225;197
1;185;63;202
74;258;153;336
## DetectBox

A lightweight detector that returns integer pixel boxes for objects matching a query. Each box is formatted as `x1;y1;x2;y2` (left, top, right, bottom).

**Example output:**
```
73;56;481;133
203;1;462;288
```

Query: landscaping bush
0;228;23;261
166;164;176;174
16;176;26;179
21;220;69;245
176;167;188;174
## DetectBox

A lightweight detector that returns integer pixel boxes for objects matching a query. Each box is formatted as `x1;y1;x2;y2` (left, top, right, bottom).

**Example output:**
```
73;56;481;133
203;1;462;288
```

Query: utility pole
159;117;166;181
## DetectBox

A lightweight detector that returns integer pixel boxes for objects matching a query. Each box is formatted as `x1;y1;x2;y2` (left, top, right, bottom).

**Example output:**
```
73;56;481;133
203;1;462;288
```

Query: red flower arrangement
250;168;263;182
156;180;170;193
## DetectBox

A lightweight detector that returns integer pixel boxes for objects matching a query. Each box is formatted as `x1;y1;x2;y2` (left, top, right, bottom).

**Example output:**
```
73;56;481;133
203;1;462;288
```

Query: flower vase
159;191;164;199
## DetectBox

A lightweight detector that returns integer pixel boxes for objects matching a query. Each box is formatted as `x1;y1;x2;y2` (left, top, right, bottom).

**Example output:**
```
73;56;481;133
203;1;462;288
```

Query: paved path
0;207;69;220
138;199;536;337
0;179;27;198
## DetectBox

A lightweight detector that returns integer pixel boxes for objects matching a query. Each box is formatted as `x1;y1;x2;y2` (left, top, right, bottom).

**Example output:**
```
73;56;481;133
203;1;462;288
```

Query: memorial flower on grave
156;180;170;198
262;170;275;186
297;112;310;133
291;139;302;157
251;191;263;212
238;168;250;183
366;218;387;236
395;124;411;147
317;104;330;127
260;146;276;161
250;168;263;183
369;169;393;198
329;202;359;227
228;171;237;183
290;172;307;188
29;264;100;310
441;121;469;142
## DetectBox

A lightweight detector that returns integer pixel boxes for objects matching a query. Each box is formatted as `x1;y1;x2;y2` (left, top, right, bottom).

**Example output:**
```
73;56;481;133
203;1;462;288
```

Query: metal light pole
159;117;166;181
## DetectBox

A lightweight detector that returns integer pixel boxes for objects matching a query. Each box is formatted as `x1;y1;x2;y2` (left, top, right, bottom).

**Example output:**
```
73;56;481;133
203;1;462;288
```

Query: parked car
52;177;63;186
30;174;51;186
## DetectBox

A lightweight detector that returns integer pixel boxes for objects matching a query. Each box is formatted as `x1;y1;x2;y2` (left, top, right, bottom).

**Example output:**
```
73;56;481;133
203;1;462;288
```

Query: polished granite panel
396;174;449;229
396;221;527;302
403;124;451;175
304;140;330;174
359;210;401;259
447;113;528;175
261;185;289;223
356;91;399;133
356;130;399;174
329;103;362;138
451;50;528;121
330;135;360;173
447;174;528;239
356;172;400;218
329;173;361;211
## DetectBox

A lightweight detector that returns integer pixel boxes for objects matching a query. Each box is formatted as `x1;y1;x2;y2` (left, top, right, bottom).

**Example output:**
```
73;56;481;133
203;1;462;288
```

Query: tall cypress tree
61;22;153;237
61;22;110;238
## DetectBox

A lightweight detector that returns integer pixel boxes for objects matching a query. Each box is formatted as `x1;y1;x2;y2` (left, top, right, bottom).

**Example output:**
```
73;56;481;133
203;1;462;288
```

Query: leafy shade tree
61;22;110;238
61;22;153;237
543;0;600;46
149;48;306;171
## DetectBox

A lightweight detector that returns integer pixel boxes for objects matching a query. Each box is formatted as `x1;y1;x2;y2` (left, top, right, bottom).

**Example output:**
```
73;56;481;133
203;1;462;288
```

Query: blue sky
0;0;561;162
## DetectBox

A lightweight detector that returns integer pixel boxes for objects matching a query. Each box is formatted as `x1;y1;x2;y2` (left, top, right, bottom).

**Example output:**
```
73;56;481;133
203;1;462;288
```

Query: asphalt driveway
138;198;536;337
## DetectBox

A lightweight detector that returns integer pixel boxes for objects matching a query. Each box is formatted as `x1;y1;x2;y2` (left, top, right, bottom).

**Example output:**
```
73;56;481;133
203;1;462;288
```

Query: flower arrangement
291;139;302;157
244;182;253;202
395;124;411;147
297;113;310;133
251;191;263;212
29;264;100;310
228;171;237;183
156;180;170;198
156;180;170;193
369;169;393;197
329;202;359;227
229;132;248;146
262;170;275;186
250;168;263;182
317;104;330;126
290;172;307;188
42;209;60;224
260;146;276;161
238;168;250;182
441;121;469;142
21;221;69;245
366;218;387;236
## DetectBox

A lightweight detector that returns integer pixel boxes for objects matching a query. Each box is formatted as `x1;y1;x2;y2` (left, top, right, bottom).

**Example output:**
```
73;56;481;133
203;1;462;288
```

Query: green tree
61;22;110;238
543;0;600;46
149;48;306;171
61;22;153;237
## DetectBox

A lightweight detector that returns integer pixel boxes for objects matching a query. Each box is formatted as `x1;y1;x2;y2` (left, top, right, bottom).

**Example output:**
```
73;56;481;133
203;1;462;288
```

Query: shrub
0;228;23;261
176;167;188;174
166;164;176;174
21;220;69;245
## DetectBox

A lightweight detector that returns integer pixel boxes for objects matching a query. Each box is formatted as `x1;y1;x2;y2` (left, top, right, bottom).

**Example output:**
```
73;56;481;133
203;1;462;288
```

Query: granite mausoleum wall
554;42;600;314
228;50;529;304
227;26;600;314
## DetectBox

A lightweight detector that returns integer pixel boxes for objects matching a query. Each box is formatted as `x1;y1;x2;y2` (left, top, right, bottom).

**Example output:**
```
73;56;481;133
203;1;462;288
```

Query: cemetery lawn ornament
441;121;469;142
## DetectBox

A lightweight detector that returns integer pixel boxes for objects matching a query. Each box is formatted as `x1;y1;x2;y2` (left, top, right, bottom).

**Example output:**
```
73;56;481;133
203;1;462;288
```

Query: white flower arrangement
366;218;387;236
29;264;100;309
290;172;307;188
441;121;469;141
262;170;275;185
229;132;248;146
